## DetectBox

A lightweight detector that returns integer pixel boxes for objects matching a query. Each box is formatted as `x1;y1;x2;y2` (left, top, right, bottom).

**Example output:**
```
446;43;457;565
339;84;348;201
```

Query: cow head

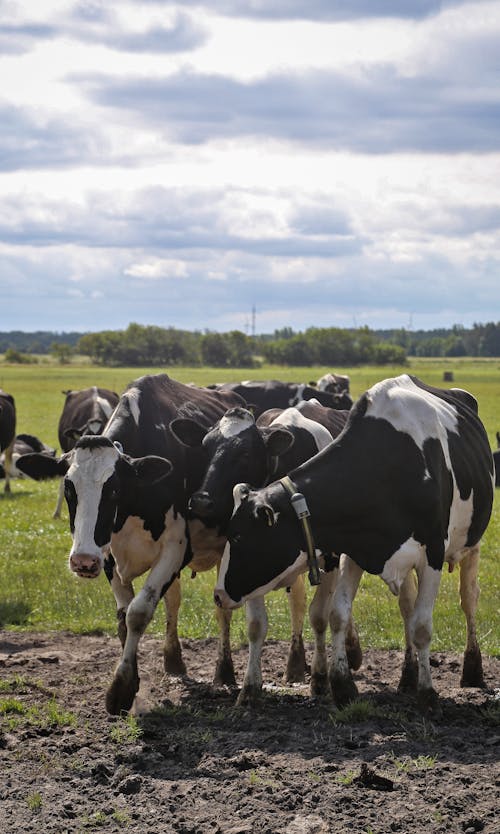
214;482;304;607
17;436;173;579
171;407;294;528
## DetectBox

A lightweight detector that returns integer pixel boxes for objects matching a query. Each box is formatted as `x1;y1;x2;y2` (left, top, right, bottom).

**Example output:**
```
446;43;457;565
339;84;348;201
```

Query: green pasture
0;359;499;657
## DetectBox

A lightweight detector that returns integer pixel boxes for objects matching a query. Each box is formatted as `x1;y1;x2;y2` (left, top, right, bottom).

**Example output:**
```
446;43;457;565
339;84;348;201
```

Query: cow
0;390;16;493
316;372;350;395
52;386;120;518
170;399;361;704
16;373;246;715
214;375;494;710
0;433;56;480
208;380;352;418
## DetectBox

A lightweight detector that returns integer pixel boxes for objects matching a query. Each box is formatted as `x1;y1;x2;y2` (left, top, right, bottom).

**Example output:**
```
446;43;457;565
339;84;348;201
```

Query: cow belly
188;519;226;573
111;515;167;584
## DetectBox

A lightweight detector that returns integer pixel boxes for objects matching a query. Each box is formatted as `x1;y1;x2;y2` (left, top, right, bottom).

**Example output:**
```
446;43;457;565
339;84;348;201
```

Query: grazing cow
0;390;16;493
171;399;361;704
16;373;245;714
52;386;120;518
209;380;352;418
316;372;350;395
215;375;494;709
0;433;56;480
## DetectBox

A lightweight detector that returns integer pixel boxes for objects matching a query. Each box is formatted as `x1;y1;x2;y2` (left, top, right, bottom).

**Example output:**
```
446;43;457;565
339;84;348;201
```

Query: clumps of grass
393;753;438;773
109;714;143;744
26;792;42;812
330;698;386;725
336;770;356;786
0;695;77;731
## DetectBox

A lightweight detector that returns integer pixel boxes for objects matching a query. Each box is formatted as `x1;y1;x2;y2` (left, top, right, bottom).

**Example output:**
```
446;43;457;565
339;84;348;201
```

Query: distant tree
201;333;232;366
3;347;36;364
51;342;74;364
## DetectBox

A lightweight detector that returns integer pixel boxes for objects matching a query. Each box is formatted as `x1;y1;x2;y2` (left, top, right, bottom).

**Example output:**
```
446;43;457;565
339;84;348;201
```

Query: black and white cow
214;375;494;709
316;372;350;395
0;433;56;480
16;373;245;714
171;399;361;704
52;386;120;518
209;380;352;417
0;390;16;493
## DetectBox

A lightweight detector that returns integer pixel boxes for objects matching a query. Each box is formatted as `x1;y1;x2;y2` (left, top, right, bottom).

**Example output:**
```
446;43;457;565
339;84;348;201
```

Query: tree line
2;321;500;367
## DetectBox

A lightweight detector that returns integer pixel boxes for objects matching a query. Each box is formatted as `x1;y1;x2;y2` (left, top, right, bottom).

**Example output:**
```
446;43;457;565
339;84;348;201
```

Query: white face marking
289;383;306;405
273;407;332;451
367;375;459;468
125;387;141;426
219;410;254;439
67;445;120;559
96;396;114;419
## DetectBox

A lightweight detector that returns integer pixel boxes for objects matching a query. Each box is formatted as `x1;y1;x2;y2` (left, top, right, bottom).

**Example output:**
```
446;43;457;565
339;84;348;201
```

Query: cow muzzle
69;552;103;579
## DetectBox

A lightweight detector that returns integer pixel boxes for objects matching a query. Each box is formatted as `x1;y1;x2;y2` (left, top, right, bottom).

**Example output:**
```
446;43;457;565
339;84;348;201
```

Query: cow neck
279;475;321;587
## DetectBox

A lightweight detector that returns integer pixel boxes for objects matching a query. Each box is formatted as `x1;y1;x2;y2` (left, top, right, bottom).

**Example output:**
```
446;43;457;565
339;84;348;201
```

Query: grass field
0;358;499;656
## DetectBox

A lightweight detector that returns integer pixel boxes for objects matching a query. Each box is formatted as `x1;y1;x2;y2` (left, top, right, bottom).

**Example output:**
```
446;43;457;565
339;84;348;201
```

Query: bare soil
0;631;498;834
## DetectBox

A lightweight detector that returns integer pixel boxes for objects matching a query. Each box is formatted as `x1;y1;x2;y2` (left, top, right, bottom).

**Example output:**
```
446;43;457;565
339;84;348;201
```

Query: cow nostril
214;591;222;608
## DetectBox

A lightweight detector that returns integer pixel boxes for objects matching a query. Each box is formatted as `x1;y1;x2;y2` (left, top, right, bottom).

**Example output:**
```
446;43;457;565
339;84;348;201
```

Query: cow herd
1;372;497;716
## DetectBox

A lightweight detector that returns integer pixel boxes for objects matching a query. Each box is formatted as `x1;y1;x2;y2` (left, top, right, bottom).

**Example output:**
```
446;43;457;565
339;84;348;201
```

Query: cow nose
69;552;102;579
189;491;215;517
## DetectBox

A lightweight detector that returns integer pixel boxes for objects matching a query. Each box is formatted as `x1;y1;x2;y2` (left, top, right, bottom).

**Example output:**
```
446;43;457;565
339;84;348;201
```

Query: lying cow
0;390;16;493
215;375;494;709
171;399;361;704
209;379;352;417
52;386;120;518
0;433;56;479
17;373;245;714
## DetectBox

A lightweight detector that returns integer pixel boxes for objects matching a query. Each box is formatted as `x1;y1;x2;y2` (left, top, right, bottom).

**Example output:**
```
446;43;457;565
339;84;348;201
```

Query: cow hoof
236;685;262;707
346;641;363;672
105;672;140;716
397;649;419;693
284;637;307;683
417;687;441;716
329;671;358;708
213;657;237;688
163;645;187;677
460;647;485;688
310;672;331;701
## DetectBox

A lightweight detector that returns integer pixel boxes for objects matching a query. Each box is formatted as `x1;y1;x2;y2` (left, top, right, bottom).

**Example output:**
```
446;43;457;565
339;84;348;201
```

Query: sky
1;0;500;335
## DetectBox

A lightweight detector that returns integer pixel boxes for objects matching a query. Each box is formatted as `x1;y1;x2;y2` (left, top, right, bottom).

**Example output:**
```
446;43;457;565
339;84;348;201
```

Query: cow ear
170;417;208;448
233;482;251;509
16;452;70;481
261;426;294;457
255;503;276;527
64;426;84;443
119;454;173;485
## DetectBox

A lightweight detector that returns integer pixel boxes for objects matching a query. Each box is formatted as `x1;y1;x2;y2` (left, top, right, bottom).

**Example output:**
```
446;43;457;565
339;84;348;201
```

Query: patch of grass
336;770;356;786
109;714;143;744
393;753;438;772
0;695;77;731
330;698;385;725
26;792;42;812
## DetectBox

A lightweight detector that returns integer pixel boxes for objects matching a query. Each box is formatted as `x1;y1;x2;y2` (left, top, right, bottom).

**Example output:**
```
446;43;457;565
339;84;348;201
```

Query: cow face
172;407;294;528
64;436;173;579
214;482;305;607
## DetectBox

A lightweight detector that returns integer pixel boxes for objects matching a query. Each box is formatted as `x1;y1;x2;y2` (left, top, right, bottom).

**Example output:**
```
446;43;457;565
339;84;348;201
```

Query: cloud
0;22;58;54
128;0;459;23
81;54;500;153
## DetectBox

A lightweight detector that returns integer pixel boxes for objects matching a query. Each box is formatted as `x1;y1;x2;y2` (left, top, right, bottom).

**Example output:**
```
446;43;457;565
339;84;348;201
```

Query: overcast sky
1;0;499;334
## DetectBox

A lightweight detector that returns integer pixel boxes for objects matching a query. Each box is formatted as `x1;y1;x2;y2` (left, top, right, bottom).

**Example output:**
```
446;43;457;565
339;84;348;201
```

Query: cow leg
53;477;64;519
328;555;363;707
3;439;14;493
104;552;134;648
397;570;419;692
309;568;337;699
105;547;183;715
162;577;187;676
284;575;307;683
213;602;236;687
237;596;268;706
459;544;485;688
409;563;442;709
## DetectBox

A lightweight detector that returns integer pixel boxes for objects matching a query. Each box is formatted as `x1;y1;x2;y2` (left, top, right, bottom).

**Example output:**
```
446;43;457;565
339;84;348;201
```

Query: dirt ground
0;631;498;834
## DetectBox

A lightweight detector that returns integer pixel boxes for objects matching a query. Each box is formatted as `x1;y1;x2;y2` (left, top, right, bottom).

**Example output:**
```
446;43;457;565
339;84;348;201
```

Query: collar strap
280;475;321;586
